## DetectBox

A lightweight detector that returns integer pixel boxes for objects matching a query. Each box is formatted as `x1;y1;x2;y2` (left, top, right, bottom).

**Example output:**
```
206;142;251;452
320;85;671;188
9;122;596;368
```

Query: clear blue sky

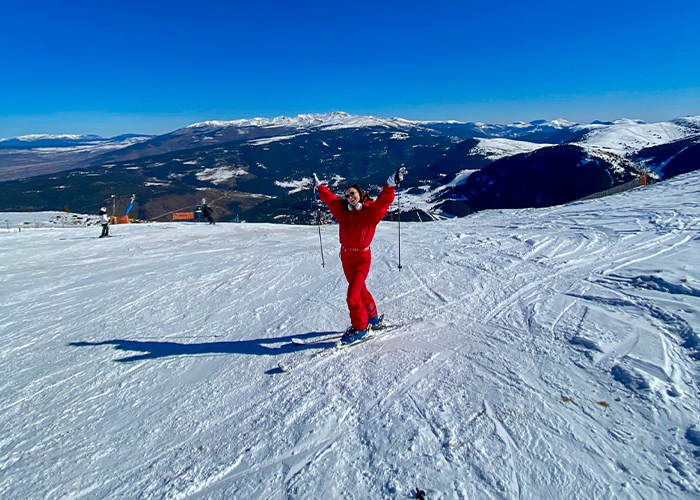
1;0;698;138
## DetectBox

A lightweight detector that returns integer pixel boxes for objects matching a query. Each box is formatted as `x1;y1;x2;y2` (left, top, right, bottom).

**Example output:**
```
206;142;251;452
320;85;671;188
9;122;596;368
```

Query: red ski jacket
318;183;395;249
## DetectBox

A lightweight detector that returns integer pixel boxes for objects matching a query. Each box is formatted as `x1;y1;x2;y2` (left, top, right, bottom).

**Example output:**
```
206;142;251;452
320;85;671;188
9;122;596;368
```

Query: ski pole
314;187;326;267
395;166;407;270
397;182;402;270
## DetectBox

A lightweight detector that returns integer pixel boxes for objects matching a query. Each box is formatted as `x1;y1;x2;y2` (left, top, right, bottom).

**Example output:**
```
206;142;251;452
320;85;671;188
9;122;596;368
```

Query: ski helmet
100;207;107;213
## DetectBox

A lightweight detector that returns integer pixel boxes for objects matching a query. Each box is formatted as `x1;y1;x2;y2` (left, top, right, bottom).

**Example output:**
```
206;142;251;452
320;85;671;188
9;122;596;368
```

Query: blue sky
1;0;698;138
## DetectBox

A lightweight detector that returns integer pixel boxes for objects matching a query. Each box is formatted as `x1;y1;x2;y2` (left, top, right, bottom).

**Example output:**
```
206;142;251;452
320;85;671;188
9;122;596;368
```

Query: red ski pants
341;249;378;331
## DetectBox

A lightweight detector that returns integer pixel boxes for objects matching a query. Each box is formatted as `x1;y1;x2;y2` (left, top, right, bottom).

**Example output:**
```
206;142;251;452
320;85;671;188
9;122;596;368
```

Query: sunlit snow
472;138;553;160
576;119;699;154
1;171;699;499
275;178;314;194
196;167;247;184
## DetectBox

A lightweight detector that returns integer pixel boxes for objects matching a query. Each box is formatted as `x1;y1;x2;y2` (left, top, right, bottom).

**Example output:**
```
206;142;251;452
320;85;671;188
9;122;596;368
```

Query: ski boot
340;328;367;344
367;314;385;330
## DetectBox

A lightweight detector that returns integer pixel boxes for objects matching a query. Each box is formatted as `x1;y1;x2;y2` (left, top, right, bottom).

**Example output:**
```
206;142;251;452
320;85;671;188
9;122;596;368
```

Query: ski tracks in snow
3;175;700;499
484;401;522;500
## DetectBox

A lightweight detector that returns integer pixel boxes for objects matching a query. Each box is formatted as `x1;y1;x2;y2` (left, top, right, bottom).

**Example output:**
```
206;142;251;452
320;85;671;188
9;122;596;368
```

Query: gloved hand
313;173;321;189
387;166;407;187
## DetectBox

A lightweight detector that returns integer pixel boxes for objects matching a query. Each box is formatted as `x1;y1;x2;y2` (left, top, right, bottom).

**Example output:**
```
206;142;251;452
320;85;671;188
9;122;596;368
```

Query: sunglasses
345;191;359;199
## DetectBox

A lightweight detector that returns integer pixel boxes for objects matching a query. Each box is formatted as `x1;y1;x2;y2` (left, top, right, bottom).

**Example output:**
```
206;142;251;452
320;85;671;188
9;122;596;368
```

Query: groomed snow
1;171;699;499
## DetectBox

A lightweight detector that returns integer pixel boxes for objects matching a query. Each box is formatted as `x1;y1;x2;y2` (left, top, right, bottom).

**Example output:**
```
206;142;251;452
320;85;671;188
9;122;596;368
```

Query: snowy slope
575;118;700;154
470;137;554;160
1;172;700;499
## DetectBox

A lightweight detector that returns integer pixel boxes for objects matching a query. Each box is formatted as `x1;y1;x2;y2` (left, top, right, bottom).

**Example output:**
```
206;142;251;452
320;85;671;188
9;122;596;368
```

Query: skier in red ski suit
314;168;404;343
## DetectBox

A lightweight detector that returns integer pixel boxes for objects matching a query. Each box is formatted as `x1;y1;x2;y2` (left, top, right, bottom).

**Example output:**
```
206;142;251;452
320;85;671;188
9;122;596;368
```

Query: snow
549;118;577;128
2;171;700;499
170;114;700;162
390;132;410;140
183;112;419;135
195;167;247;184
576;119;699;154
247;134;304;146
0;134;98;142
275;178;314;194
472;137;554;160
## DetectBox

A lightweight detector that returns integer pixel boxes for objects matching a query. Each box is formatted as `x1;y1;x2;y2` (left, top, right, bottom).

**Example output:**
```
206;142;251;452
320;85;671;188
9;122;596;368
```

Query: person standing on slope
314;167;405;344
98;207;110;238
201;199;215;224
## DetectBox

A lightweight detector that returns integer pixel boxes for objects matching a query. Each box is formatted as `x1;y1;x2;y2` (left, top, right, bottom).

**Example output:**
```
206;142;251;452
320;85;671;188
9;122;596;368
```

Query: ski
335;320;403;349
335;330;378;349
291;333;344;345
289;315;392;346
278;318;404;372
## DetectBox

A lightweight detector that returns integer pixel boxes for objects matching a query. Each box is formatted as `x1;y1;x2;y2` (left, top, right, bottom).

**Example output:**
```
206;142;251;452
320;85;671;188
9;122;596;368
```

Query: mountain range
1;111;699;222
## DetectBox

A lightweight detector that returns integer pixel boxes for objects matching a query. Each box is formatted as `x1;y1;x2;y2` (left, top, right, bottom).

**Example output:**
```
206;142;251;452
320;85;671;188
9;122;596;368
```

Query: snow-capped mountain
1;113;699;222
574;117;700;153
422;117;598;144
184;111;417;133
91;112;426;165
92;113;601;167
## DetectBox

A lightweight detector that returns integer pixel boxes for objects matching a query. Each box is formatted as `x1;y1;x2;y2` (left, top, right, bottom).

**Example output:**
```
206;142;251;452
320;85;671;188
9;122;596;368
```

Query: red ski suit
318;183;395;331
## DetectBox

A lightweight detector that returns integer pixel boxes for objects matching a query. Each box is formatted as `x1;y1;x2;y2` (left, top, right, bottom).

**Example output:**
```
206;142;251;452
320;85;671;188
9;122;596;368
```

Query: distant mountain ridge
0;133;151;150
1;112;699;223
3;111;698;156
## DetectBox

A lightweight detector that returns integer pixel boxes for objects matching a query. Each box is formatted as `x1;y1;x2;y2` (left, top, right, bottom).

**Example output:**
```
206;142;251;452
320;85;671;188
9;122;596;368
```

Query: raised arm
317;180;345;221
369;184;394;225
370;168;405;224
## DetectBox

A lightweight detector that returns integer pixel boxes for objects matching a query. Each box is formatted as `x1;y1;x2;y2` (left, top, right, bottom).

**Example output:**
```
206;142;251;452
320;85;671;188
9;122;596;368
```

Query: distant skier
314;167;405;344
201;199;215;224
98;207;109;238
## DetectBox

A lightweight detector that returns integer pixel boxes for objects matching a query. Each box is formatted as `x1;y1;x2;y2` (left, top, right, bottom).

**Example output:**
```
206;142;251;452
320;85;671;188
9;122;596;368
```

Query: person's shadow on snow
69;332;338;363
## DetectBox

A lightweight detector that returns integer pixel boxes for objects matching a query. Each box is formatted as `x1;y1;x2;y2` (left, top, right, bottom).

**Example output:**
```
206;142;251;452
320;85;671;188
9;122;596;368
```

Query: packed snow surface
2;172;700;499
